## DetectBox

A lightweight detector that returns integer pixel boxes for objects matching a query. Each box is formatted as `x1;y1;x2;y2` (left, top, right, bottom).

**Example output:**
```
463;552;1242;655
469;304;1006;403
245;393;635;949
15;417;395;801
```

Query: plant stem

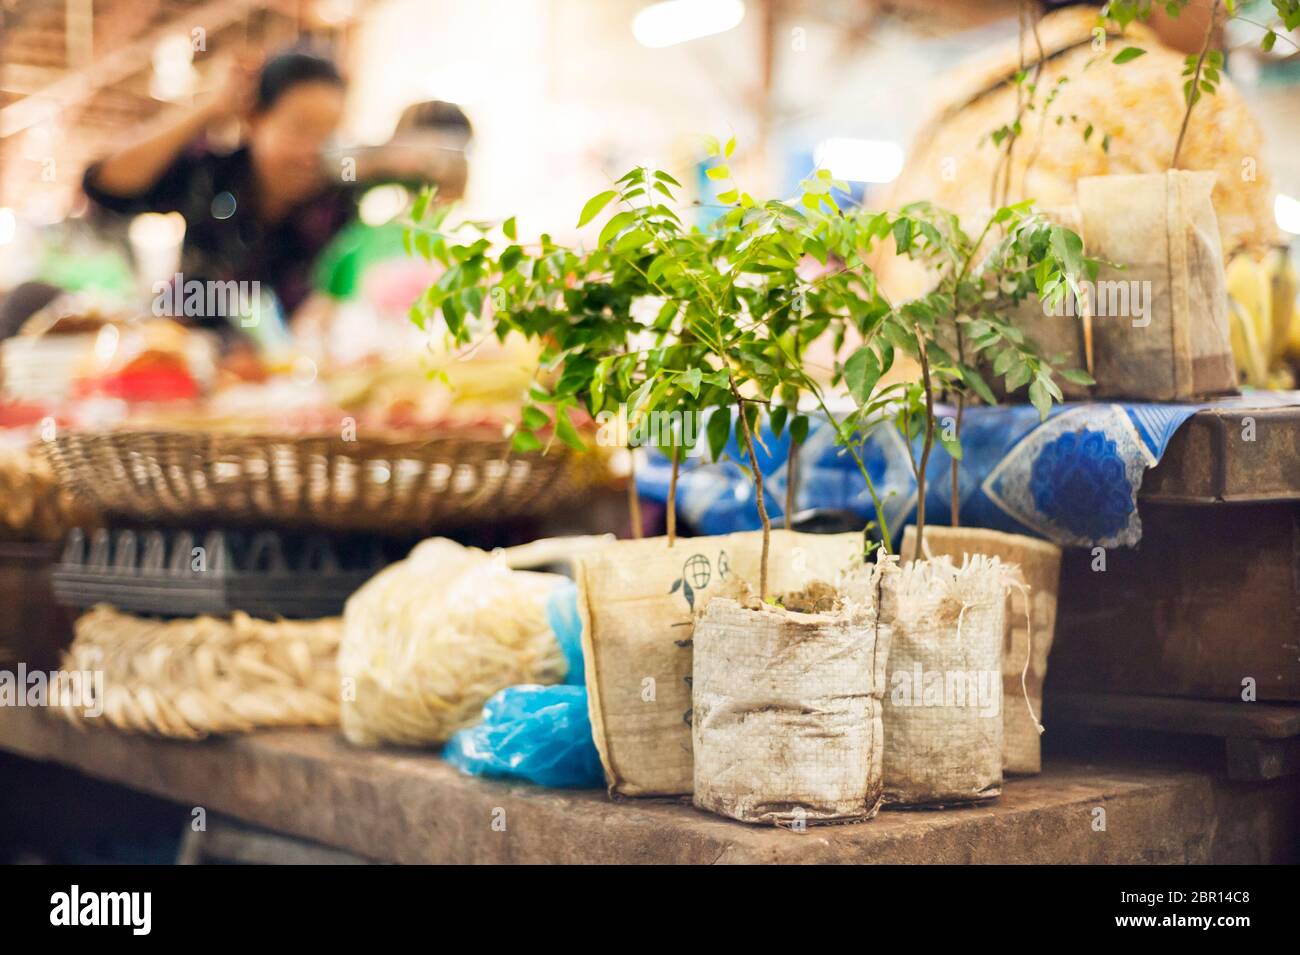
913;328;937;562
1172;0;1221;169
626;449;643;539
666;444;680;546
785;432;800;530
767;333;893;553
950;396;964;528
731;382;771;601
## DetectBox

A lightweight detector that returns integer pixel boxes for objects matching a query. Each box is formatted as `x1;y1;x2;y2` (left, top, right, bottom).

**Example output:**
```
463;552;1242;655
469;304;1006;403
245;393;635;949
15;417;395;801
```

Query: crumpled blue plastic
443;581;605;788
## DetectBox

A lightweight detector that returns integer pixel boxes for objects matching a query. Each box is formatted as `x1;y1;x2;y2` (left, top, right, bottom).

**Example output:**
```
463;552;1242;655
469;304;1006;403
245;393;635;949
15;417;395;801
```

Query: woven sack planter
1080;170;1237;400
871;553;1010;806
574;529;864;796
902;526;1060;775
692;569;890;825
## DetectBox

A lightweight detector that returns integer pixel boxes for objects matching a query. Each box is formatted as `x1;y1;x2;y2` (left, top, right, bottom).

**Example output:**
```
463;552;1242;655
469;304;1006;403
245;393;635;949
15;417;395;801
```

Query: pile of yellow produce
1226;249;1299;390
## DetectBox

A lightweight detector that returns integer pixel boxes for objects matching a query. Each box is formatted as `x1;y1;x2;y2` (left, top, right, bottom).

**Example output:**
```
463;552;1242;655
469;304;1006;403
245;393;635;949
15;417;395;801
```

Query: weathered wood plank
1052;501;1300;701
1;706;1297;863
1141;406;1300;503
1049;693;1300;739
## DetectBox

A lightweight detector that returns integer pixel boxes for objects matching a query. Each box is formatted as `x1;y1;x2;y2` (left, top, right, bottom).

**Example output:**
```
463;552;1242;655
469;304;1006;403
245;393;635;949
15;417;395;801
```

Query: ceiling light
633;0;745;49
814;138;905;184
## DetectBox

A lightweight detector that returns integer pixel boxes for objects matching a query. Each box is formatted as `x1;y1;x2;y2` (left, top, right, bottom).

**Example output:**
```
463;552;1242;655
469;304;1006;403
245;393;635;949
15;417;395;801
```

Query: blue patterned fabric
637;392;1300;548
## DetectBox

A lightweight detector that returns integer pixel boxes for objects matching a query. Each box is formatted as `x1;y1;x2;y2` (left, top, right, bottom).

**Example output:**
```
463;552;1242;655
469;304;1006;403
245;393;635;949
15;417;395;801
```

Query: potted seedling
406;145;880;803
827;199;1092;802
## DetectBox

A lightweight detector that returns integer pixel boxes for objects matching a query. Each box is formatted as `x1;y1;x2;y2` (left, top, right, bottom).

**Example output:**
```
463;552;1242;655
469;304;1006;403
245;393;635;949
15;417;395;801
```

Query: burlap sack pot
901;526;1059;775
872;553;1010;806
692;569;892;825
968;173;1236;402
575;529;864;797
1080;170;1237;400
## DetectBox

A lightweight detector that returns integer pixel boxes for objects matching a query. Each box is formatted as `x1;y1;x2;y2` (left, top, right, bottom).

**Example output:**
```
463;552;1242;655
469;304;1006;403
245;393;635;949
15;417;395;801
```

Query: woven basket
42;428;593;534
0;444;97;542
57;605;341;739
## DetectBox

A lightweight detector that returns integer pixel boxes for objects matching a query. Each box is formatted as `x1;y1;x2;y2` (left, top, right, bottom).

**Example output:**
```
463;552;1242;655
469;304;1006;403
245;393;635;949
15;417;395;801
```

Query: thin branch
1173;0;1222;169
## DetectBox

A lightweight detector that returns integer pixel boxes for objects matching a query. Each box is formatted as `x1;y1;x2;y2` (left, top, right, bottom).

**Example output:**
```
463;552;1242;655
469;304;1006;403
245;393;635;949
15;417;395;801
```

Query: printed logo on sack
50;885;151;936
889;665;1001;718
668;550;730;611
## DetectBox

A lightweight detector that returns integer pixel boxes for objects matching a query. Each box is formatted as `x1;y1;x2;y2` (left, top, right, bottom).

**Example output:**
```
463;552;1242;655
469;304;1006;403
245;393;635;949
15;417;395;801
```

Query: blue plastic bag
443;684;604;788
546;579;584;686
443;581;604;788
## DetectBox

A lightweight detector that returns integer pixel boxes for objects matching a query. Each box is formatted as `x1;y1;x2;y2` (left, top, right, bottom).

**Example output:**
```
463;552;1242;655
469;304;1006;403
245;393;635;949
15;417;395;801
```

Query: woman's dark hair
395;100;473;143
255;49;344;112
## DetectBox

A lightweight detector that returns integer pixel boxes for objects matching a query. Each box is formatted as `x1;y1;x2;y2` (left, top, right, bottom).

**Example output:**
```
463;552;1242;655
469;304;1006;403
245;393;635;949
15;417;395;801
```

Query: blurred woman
82;48;354;333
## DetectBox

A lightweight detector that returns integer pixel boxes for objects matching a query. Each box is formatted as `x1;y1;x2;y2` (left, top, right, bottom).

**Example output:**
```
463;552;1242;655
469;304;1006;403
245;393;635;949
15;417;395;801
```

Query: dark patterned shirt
83;142;356;324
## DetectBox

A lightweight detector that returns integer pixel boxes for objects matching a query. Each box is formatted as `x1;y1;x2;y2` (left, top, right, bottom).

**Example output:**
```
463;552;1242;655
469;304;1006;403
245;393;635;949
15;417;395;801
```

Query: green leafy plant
1101;0;1300;166
404;135;1099;586
406;140;903;599
829;201;1097;558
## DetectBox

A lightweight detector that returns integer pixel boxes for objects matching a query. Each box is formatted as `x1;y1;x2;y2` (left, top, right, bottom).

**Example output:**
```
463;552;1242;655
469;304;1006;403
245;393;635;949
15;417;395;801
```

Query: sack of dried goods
56;605;341;738
339;537;568;747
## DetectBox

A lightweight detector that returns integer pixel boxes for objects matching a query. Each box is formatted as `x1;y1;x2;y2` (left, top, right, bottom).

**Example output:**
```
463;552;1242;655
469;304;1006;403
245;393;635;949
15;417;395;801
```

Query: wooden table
2;706;1297;864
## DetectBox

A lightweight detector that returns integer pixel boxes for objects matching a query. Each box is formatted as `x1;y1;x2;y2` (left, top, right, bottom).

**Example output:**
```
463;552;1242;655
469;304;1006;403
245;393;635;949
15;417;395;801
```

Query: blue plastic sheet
443;581;605;788
636;393;1300;548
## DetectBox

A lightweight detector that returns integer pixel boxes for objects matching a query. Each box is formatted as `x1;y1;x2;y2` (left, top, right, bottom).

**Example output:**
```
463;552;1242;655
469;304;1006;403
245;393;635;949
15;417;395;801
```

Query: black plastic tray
52;527;395;619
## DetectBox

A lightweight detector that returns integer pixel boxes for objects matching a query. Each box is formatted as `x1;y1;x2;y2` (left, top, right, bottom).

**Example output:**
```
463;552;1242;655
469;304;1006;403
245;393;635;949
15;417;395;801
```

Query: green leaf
1028;379;1051;421
1112;46;1147;64
938;428;963;462
706;407;732;463
411;189;431;222
598;210;636;247
680;366;702;398
503;216;517;241
769;404;788;437
521;406;549;431
576;190;617;228
790;414;810;446
1005;362;1032;392
706;164;731;180
843;346;882;404
958;363;997;405
613;228;653;253
654;170;682;187
724;136;736;158
554;407;586;451
512;429;543;453
1058;367;1095;386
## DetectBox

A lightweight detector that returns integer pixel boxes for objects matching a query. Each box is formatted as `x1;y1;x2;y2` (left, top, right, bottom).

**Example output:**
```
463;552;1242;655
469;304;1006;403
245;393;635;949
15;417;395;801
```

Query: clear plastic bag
443;582;604;788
